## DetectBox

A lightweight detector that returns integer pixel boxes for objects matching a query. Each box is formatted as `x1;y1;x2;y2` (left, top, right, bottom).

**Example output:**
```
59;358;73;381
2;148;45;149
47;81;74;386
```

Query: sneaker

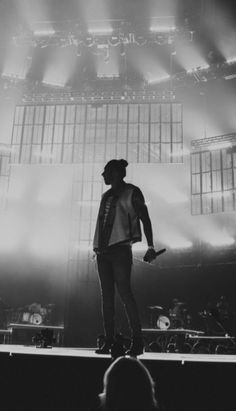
125;337;144;357
95;339;113;354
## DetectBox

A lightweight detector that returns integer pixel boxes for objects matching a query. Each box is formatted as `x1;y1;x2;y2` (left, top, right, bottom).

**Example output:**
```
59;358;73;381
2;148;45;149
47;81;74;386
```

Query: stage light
186;64;210;74
42;79;65;88
168;239;192;250
33;28;56;37
226;57;236;64
88;27;113;35
208;237;235;247
147;74;170;84
150;25;176;33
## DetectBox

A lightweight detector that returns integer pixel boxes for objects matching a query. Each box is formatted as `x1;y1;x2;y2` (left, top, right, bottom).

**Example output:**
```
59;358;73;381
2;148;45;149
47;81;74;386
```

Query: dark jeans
97;245;142;340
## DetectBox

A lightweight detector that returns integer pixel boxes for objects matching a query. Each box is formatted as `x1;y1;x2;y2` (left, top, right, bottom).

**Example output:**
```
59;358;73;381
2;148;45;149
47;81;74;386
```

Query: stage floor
0;344;235;411
1;343;236;364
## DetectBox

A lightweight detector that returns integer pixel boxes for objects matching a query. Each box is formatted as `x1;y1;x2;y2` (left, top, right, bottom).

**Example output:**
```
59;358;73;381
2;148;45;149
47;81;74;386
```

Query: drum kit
148;301;192;330
5;303;55;326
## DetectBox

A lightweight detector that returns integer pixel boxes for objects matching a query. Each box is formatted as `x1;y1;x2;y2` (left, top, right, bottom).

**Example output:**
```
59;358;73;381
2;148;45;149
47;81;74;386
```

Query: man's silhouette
93;159;156;356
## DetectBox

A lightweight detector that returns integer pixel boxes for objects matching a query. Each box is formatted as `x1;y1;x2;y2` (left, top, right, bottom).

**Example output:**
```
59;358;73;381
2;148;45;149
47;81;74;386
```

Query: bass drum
22;312;31;323
29;313;43;325
156;315;170;330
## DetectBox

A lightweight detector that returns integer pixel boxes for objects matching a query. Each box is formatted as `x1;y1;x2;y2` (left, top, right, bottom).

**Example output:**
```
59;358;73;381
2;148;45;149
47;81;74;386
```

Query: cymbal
147;305;163;310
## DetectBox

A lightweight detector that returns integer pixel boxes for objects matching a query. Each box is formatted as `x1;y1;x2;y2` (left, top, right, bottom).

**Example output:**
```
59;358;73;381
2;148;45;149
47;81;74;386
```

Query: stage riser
0;353;235;411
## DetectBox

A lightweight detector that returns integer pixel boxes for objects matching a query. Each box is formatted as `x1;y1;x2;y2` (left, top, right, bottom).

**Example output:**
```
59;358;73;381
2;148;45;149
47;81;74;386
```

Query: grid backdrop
191;135;236;215
10;102;183;164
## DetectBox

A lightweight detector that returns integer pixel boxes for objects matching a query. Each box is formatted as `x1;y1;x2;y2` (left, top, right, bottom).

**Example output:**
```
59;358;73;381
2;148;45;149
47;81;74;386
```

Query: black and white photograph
0;1;236;410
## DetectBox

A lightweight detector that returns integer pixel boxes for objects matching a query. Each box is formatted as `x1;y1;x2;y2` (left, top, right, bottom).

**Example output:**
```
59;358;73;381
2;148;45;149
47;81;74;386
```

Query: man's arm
132;188;154;247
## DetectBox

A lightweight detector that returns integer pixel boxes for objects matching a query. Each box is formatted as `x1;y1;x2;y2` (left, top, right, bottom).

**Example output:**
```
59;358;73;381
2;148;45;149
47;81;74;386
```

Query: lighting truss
12;18;193;49
191;133;236;215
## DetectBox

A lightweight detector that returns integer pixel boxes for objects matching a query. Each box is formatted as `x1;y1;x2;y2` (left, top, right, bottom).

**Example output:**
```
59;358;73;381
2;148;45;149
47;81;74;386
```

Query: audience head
100;356;158;411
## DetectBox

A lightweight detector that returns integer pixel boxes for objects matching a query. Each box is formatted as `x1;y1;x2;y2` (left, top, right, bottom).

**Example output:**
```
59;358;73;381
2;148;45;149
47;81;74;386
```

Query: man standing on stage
93;159;156;356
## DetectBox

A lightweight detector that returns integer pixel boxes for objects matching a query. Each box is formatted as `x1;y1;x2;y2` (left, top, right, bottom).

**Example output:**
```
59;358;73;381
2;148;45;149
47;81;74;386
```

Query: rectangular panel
43;125;54;144
202;172;211;193
32;125;43;144
150;124;160;142
139;123;149;142
106;143;116;160
14;106;25;125
74;124;85;143
52;144;62;163
34;106;45;124
224;192;234;212
161;143;171;162
107;104;117;121
64;125;74;144
20;145;31;163
129;104;139;122
128;123;138;142
139;104;149;122
85;123;96;142
172;103;182;122
223;169;233;190
97;105;107;122
150;104;160;122
31;145;41;163
191;194;201;215
22;125;33;144
192;174;201;194
212;196;223;213
222;149;232;169
24;106;34;124
138;143;149;162
65;105;75;124
150;143;160;162
117;123;127;142
86;105;96;122
94;144;105;162
45;106;55;124
172;124;182;142
73;144;84;163
55;105;65;124
118;104;128;122
96;123;106;142
191;153;200;174
12;126;22;144
202;194;212;214
62;144;73;163
107;123;117;142
161;104;171;122
84;144;95;162
76;105;86;123
161;124;171;143
54;124;64;144
116;143;127;159
201;152;211;172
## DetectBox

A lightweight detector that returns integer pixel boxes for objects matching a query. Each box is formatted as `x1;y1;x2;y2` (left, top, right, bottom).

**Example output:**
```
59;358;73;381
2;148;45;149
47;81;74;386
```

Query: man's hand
143;247;166;263
143;247;157;263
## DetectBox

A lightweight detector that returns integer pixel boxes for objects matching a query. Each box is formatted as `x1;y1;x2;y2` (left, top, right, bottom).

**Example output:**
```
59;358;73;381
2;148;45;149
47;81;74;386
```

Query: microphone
143;248;166;263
